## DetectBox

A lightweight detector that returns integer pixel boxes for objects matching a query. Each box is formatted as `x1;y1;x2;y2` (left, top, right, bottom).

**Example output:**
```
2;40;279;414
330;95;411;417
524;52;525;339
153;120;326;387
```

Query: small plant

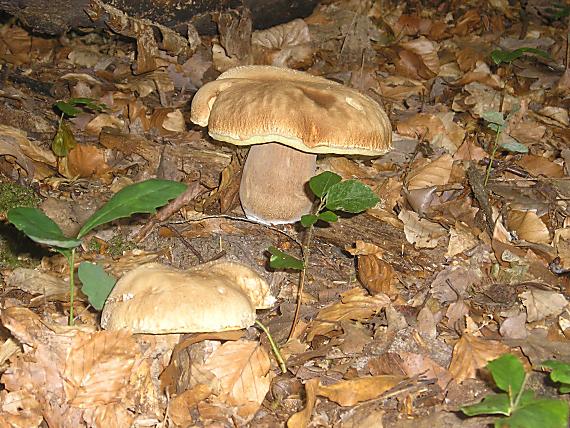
7;179;186;325
461;354;569;428
53;98;108;157
481;107;526;186
267;171;379;337
490;47;550;66
543;360;570;394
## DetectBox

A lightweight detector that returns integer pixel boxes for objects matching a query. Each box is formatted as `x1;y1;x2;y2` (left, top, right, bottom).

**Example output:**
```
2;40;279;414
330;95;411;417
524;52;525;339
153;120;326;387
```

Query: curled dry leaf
397;113;465;153
520;289;568;323
347;240;400;298
59;144;111;179
507;210;550;244
400;352;453;390
398;208;447;249
85;113;124;136
200;339;272;419
0;124;36;179
316;375;405;407
446;221;479;257
287;378;319;428
406;154;453;190
161;109;186;132
252;19;313;68
553;227;570;269
306;288;390;341
448;333;509;383
499;311;528;340
0;390;43;428
517;154;564;178
377;76;426;101
397;36;440;79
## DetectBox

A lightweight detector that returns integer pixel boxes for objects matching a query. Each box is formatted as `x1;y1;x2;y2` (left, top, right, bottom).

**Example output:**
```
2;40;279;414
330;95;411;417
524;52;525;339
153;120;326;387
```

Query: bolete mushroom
190;65;392;225
101;261;275;334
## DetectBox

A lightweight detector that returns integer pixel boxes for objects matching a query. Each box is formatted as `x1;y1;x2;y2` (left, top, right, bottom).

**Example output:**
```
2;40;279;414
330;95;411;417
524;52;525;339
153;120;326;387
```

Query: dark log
0;0;318;35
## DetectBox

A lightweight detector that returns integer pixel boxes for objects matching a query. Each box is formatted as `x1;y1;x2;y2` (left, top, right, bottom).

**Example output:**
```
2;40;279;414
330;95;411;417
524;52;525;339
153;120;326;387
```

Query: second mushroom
190;65;392;225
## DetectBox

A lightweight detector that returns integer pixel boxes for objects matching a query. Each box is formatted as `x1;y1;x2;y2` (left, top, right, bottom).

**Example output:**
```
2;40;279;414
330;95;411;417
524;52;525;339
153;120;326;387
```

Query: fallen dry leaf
507;210;550;245
448;333;510;383
398;208;447;249
399;352;452;390
316;375;405;406
200;339;272;418
446;221;479;257
287;378;319;428
520;289;568;323
306;288;390;341
63;330;138;407
406;154;453;190
347;241;399;298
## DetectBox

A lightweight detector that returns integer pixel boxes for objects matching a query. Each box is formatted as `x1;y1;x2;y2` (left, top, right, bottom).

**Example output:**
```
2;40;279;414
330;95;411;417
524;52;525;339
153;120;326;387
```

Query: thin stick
255;320;287;374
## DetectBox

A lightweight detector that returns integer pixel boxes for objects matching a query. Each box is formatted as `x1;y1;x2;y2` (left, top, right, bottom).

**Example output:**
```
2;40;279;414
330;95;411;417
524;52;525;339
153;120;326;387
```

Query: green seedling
481;107;525;186
7;179;186;325
461;354;569;428
545;4;570;20
267;171;379;337
543;360;570;394
52;98;108;157
490;47;550;66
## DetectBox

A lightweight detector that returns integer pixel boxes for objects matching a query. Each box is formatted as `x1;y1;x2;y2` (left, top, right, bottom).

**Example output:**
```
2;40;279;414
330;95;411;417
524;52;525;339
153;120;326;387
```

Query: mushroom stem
239;143;317;225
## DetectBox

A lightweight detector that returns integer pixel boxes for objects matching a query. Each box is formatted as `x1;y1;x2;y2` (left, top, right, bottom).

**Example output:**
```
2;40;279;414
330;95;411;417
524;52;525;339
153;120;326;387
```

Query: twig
255;320;287;374
135;180;203;242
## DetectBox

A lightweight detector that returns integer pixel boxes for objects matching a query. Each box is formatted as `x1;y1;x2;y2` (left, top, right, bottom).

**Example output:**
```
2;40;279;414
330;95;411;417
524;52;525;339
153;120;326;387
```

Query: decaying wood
0;0;319;35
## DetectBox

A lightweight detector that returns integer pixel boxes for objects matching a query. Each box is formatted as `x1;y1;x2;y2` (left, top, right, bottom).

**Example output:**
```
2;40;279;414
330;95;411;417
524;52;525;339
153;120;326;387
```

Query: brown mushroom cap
190;65;392;155
101;261;275;334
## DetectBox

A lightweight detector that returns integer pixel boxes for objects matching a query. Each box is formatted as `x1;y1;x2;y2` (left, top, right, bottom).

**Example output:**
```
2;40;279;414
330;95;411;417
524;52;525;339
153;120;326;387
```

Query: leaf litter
0;0;570;427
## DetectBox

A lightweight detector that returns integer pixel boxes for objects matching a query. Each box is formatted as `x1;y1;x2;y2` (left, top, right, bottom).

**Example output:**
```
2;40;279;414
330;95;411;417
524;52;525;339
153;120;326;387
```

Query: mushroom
190;65;392;225
101;261;275;334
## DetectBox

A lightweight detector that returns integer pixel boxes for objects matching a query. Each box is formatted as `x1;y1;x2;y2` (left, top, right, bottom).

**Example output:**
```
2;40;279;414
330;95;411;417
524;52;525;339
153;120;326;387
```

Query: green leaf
301;214;318;227
77;179;187;239
54;101;82;117
488;354;526;397
481;111;505;127
491;47;550;65
55;98;107;117
78;262;117;311
543;360;570;392
309;171;342;198
498;135;529;154
325;180;379;213
268;246;304;270
7;207;81;249
52;121;77;157
502;398;569;428
318;210;338;223
461;393;511;416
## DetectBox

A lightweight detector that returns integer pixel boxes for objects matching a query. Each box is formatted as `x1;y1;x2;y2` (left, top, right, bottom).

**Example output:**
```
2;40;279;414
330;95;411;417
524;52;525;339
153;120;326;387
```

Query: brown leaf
398;37;440;80
60;144;110;179
63;330;138;408
507;210;550;245
448;334;509;383
201;339;272;418
446;221;479;257
169;384;212;427
316;375;404;406
306;288;390;341
400;352;452;390
407;154;453;190
287;378;319;428
348;241;399;298
398;208;447;249
520;289;568;323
